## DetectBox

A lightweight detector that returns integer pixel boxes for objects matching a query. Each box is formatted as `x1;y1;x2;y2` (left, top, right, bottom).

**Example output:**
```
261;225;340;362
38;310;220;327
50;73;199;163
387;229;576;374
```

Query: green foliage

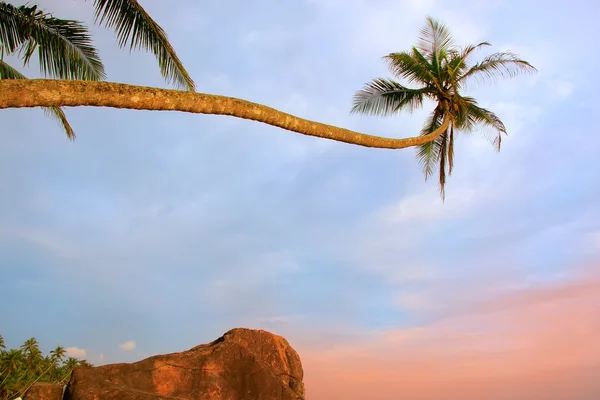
0;335;92;400
91;0;195;90
0;0;194;139
352;16;536;199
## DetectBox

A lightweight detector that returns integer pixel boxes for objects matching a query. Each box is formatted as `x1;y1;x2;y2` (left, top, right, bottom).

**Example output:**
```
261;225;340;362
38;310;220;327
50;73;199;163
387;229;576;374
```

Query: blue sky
2;0;600;397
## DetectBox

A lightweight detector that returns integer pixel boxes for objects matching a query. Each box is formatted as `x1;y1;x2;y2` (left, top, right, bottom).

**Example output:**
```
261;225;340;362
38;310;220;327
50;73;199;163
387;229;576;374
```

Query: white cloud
554;81;575;100
65;347;86;359
379;186;481;224
99;352;105;361
586;231;600;253
119;340;136;351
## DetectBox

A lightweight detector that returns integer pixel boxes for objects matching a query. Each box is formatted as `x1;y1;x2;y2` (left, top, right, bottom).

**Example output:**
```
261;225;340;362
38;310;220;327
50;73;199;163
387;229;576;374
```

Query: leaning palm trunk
0;79;450;149
0;369;12;387
16;364;53;398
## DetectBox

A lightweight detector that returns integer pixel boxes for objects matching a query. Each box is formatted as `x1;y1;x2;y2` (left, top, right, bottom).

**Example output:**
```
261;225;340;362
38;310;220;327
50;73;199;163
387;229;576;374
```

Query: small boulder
23;382;64;400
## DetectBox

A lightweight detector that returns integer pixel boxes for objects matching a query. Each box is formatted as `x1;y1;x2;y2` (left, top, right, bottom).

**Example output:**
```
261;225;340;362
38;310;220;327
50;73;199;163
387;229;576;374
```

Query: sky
1;0;600;398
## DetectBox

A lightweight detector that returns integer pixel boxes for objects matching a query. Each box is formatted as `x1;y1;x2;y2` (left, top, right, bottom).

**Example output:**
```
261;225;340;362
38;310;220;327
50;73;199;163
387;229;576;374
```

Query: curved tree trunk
0;79;450;149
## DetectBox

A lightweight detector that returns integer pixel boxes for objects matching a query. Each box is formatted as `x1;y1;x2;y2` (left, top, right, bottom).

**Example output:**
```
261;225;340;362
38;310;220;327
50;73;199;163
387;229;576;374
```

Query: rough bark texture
63;328;304;400
0;79;449;149
23;383;64;400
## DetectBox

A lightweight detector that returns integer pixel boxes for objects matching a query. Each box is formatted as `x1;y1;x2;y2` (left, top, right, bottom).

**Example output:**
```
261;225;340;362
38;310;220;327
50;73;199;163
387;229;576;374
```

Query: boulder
23;382;64;400
64;328;305;400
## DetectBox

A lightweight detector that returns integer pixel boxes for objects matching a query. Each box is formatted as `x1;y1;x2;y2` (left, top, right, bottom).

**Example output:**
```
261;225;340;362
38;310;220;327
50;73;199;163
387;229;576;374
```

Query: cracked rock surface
63;328;305;400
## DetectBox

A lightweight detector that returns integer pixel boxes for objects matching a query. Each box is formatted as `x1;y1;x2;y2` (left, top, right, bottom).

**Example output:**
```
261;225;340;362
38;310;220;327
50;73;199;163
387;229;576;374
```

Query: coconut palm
0;0;194;138
10;338;42;392
49;346;66;364
17;346;67;398
18;338;39;359
352;17;536;198
0;349;22;387
1;15;535;162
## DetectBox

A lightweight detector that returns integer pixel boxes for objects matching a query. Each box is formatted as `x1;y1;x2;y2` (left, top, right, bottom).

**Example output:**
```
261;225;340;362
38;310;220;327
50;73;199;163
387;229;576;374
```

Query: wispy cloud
300;264;600;399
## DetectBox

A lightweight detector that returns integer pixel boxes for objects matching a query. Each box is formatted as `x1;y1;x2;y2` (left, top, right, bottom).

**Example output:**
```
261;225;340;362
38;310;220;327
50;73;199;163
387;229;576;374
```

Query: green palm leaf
417;16;455;61
446;42;490;84
0;2;23;54
438;129;448;199
384;50;436;86
416;110;445;180
351;78;431;116
91;0;195;91
458;51;537;86
0;3;105;80
465;102;506;151
447;123;454;175
0;60;75;139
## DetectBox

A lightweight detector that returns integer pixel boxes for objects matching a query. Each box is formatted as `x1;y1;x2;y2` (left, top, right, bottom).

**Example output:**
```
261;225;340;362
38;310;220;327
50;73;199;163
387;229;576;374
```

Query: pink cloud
299;263;600;399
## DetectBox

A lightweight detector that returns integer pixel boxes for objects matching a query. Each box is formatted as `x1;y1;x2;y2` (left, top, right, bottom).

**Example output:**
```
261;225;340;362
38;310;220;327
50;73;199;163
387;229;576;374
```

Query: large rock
23;383;64;400
64;328;305;400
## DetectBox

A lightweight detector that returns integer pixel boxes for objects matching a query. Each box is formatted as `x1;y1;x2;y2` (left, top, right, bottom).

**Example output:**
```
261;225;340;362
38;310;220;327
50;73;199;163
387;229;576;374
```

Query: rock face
64;328;305;400
23;383;64;400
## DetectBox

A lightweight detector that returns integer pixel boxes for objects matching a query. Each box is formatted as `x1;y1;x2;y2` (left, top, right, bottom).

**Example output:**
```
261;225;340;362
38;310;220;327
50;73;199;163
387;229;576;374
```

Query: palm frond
0;58;24;79
416;110;445;180
351;78;431;116
0;59;75;139
1;3;105;80
410;47;444;90
465;101;506;134
417;16;455;61
0;2;24;54
448;123;454;175
457;100;506;151
494;130;502;151
458;51;537;86
384;50;436;86
438;129;448;200
91;0;195;90
42;106;75;140
446;42;490;83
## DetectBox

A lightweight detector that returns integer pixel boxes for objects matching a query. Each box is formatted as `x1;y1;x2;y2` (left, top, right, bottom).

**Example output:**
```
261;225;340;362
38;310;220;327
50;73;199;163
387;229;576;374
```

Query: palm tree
351;17;536;198
55;356;81;386
0;349;22;387
17;346;67;398
0;0;194;138
12;338;42;391
49;346;66;364
0;15;535;159
18;338;39;360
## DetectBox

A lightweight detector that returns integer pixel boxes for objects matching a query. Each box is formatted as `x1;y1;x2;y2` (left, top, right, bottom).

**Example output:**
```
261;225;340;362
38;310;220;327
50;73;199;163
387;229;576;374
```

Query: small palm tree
49;346;66;364
0;0;194;138
18;338;39;359
352;17;536;199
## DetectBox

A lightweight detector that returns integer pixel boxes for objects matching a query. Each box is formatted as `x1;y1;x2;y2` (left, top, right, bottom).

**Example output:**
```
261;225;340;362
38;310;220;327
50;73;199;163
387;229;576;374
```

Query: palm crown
0;0;195;138
352;17;536;199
